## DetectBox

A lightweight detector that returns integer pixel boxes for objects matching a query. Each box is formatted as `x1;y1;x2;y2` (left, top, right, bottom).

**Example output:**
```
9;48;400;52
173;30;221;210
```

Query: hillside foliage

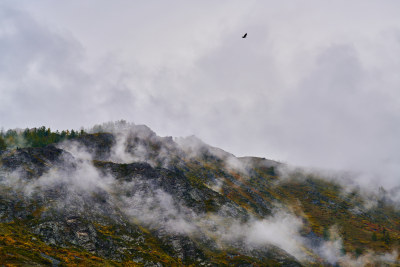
0;124;399;266
0;127;86;149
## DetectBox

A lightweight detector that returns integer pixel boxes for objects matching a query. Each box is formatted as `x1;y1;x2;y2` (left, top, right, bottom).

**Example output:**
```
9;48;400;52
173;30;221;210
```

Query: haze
1;1;400;188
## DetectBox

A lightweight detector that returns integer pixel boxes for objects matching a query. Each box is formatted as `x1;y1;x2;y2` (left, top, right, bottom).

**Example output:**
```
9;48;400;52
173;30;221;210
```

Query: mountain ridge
0;122;399;266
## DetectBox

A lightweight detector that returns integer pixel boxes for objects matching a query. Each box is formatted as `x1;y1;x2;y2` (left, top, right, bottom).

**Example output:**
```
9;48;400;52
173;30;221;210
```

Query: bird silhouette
242;33;247;38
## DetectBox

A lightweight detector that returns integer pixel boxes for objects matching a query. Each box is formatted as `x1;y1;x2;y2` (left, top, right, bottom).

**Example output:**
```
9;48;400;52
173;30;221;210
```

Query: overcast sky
1;1;400;186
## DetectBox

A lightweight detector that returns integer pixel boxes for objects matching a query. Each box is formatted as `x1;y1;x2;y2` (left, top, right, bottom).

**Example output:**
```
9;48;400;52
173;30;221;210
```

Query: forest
0;127;86;150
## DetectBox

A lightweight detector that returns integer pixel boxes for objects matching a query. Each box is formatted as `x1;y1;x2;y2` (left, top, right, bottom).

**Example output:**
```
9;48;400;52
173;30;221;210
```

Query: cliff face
0;125;399;266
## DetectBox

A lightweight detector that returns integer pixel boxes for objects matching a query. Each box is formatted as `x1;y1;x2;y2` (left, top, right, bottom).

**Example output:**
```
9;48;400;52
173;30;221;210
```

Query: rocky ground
0;126;399;266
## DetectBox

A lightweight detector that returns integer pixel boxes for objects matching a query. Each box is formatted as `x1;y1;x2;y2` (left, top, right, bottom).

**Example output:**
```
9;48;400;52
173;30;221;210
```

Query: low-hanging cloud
1;1;400;200
1;128;399;264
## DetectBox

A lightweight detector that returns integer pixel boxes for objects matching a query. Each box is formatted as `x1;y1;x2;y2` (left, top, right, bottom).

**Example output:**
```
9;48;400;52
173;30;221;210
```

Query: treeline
0;126;86;150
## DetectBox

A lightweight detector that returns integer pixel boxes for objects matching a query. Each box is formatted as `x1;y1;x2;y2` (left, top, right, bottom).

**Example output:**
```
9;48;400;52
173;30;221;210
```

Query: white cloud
1;1;400;190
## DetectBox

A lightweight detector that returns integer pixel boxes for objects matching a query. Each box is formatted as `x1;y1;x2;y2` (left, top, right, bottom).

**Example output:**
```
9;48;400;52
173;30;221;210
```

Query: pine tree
323;227;330;240
0;136;6;151
69;130;76;138
372;232;377;241
383;231;391;245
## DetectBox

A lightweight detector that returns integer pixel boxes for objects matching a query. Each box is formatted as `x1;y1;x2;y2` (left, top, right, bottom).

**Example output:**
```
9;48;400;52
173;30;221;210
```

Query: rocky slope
0;123;399;266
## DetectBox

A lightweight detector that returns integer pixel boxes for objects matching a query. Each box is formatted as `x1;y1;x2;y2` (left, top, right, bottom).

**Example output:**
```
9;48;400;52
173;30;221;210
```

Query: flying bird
242;33;247;38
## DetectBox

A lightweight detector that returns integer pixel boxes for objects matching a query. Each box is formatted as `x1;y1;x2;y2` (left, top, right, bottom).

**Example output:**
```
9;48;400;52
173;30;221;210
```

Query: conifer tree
372;232;377;241
0;136;6;151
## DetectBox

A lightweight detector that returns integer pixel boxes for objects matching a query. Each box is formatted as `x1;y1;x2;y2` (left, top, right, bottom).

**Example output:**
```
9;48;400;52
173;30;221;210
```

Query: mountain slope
0;123;399;266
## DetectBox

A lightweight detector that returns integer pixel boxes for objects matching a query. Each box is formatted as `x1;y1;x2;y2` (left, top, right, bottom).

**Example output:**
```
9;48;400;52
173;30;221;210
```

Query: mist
1;124;398;264
1;2;400;191
1;2;400;263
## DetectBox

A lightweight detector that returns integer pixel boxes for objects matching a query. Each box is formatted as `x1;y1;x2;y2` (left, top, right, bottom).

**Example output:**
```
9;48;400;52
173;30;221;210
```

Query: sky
1;1;400;186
